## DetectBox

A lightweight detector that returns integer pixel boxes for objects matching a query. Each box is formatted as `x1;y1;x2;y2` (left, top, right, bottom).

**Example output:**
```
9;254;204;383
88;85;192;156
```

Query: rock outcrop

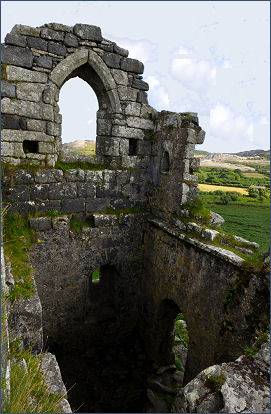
173;339;270;413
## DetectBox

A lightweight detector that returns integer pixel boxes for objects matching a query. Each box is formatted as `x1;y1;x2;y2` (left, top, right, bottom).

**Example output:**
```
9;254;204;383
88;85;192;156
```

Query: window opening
161;150;170;172
23;140;38;154
59;77;98;155
129;139;138;156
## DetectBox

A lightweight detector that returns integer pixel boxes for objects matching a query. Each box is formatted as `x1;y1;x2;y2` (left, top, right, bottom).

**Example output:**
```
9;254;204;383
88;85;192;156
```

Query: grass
68;141;96;156
3;213;36;301
3;340;65;413
69;215;94;233
174;314;189;348
55;160;107;171
244;331;269;357
200;192;270;252
199;183;248;195
91;268;101;284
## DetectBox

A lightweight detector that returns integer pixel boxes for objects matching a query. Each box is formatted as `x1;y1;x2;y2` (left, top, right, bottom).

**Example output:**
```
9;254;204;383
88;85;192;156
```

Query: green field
201;193;270;252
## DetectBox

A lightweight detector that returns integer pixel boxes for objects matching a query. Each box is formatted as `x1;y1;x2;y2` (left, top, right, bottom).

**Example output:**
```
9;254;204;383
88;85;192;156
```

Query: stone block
62;199;85;213
131;78;149;91
77;182;96;198
102;53;121;69
6;65;48;83
27;36;48;51
175;219;187;231
6;185;30;201
118;86;138;101
112;125;145;139
16;82;45;102
38;142;55;154
85;198;110;212
1;129;54;143
48;183;77;199
1;45;33;68
187;222;202;234
64;169;85;181
111;69;128;86
120;58;144;74
113;44;129;57
11;25;40;37
190;157;200;172
44;23;72;33
42;82;58;104
96;187;122;198
29;217;52;231
30;184;49;200
40;28;64;41
5;33;26;47
97;118;112;136
35;55;53;69
73;24;102;42
1;141;25;158
124;102;141;117
141;104;157;120
1;80;16;98
1;98;53;121
48;42;67;56
35;169;63;183
14;170;34;184
85;170;103;184
64;33;79;47
27;119;46;132
2;114;20;130
119;138;129;155
93;213;119;227
26;153;46;161
201;229;219;241
127;116;154;130
96;136;120;156
46;122;61;136
137;90;148;104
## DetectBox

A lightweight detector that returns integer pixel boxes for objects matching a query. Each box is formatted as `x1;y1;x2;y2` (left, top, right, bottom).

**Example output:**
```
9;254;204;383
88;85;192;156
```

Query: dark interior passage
47;265;152;413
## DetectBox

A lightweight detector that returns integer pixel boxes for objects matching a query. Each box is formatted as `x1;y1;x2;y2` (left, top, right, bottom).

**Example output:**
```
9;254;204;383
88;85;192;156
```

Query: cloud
109;37;157;65
171;46;217;92
145;75;170;110
209;103;254;143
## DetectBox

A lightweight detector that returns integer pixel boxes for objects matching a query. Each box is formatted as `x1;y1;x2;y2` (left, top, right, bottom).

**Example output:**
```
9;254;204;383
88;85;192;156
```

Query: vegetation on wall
3;213;36;301
3;340;65;413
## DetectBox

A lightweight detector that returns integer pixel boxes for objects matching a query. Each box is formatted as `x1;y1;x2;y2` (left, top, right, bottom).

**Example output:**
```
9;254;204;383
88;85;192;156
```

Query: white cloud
145;75;170;110
109;37;157;65
210;103;254;143
171;45;217;92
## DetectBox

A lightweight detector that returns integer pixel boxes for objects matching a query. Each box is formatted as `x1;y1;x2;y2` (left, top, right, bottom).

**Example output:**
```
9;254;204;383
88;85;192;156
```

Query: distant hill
234;149;270;159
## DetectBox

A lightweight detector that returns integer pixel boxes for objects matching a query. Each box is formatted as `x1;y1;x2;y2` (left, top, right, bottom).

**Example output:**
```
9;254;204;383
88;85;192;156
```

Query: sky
1;0;270;152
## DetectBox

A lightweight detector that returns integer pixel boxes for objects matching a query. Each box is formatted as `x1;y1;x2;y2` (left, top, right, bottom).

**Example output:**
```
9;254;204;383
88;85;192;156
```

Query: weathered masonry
1;23;269;413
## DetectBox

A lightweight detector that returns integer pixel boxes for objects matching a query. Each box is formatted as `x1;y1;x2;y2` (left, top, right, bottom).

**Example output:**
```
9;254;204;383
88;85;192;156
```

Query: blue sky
2;1;270;152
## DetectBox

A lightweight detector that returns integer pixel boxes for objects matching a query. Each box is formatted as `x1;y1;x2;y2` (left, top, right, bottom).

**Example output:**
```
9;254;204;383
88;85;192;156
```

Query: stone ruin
1;23;270;413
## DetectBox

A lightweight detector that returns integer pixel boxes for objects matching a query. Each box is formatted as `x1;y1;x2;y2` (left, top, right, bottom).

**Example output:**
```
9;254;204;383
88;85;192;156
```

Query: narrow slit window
129;139;138;156
161;150;170;172
23;140;39;154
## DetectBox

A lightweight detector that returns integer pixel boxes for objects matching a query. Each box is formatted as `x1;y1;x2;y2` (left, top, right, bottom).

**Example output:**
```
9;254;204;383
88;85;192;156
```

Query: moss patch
70;215;94;233
3;213;36;301
55;160;108;171
205;374;226;392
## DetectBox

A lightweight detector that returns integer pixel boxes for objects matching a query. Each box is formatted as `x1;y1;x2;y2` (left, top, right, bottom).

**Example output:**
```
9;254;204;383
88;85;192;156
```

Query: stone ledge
148;217;244;268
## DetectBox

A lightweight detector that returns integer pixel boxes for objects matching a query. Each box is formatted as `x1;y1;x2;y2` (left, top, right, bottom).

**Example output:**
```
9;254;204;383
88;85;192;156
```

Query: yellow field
243;172;266;178
198;184;248;195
